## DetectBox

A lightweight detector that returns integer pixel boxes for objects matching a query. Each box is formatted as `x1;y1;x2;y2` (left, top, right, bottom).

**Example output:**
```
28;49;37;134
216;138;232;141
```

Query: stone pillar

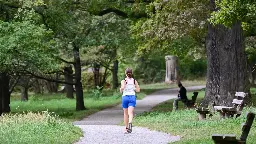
165;55;178;83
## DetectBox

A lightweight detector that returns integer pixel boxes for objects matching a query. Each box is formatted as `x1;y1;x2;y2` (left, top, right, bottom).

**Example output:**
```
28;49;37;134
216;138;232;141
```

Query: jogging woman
120;68;140;133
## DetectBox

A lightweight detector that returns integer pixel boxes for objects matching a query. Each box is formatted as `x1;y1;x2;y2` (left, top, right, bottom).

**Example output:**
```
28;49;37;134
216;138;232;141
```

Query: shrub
81;72;94;89
0;111;82;144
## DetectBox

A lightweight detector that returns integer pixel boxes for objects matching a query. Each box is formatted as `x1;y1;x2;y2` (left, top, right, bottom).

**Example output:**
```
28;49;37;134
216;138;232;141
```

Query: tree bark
32;79;43;94
73;44;86;111
112;60;119;89
1;72;11;113
202;1;247;106
64;65;74;99
0;74;3;116
20;86;29;101
100;67;108;88
45;81;58;93
93;63;100;88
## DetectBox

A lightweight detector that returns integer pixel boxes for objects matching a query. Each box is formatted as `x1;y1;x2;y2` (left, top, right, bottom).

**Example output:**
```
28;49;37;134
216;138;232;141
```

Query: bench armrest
212;134;237;141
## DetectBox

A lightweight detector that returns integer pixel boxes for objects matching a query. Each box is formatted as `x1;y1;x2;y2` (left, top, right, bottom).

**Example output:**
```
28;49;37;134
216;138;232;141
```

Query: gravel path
73;86;205;144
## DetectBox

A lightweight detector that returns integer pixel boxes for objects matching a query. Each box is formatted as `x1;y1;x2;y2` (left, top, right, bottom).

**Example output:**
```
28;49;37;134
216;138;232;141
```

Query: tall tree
202;0;256;106
0;19;58;115
202;21;247;106
83;13;131;89
130;0;249;106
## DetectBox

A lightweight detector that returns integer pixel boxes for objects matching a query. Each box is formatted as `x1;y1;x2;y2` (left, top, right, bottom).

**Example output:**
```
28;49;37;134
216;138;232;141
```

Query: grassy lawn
9;89;145;121
133;90;256;144
10;80;205;121
0;112;82;144
10;89;153;122
11;93;122;122
3;81;205;144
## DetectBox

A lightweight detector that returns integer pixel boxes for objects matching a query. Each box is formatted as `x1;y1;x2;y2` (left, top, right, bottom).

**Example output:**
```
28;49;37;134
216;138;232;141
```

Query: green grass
10;92;123;121
9;85;165;121
133;90;256;144
4;81;205;144
0;112;82;144
9;81;205;121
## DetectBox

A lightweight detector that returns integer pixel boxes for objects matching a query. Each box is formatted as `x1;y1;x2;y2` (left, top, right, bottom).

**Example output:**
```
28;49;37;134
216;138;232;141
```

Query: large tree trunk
112;60;119;89
1;72;11;113
202;1;247;106
64;65;74;99
73;44;86;111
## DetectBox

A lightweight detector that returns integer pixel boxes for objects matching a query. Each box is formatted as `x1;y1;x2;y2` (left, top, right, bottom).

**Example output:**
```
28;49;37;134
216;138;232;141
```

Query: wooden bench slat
240;113;255;141
223;134;237;140
214;106;230;110
232;99;243;104
212;134;224;140
222;107;236;111
212;112;255;144
235;92;247;97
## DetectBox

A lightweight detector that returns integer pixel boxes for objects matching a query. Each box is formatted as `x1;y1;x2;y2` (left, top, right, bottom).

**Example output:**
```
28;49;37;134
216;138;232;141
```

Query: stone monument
165;55;179;83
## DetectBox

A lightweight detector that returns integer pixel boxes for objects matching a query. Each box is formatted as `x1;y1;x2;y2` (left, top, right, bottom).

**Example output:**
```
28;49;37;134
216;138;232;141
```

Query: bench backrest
235;92;247;99
239;112;255;141
192;92;198;102
232;92;247;111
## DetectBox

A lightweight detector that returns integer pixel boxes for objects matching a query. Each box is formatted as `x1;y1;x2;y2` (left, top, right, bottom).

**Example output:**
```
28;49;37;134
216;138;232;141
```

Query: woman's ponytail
125;68;133;78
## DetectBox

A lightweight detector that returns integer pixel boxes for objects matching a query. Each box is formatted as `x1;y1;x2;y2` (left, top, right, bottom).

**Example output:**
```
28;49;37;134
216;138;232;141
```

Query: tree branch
97;8;148;18
124;0;153;3
58;57;75;64
24;71;76;85
98;8;128;18
9;75;21;93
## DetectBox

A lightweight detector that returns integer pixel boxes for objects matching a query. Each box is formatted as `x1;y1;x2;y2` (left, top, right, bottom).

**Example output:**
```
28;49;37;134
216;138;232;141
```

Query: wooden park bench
214;92;247;118
212;112;255;144
196;107;211;120
186;92;199;108
196;101;215;120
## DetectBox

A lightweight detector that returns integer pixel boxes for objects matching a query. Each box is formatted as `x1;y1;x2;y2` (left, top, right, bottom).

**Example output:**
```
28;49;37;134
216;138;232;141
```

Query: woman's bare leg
123;108;128;128
128;106;134;123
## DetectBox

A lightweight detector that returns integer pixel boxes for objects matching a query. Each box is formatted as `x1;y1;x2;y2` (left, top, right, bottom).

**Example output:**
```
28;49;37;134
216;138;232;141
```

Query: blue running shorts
122;95;136;108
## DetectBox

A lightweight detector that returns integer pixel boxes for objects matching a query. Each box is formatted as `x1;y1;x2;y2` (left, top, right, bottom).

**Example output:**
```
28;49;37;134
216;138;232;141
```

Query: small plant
92;86;103;100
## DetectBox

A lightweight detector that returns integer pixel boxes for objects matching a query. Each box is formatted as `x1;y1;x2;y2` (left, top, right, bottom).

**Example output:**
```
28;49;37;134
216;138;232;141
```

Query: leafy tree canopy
0;20;59;73
209;0;256;36
0;0;59;74
131;0;209;58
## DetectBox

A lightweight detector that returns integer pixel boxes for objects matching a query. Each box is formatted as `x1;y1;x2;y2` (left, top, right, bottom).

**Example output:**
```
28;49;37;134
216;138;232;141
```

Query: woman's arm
120;80;125;93
135;80;140;92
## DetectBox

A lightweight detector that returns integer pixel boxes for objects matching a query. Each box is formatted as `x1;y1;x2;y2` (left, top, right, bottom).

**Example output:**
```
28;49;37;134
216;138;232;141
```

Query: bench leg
219;112;225;119
236;114;241;118
225;113;232;118
198;113;206;120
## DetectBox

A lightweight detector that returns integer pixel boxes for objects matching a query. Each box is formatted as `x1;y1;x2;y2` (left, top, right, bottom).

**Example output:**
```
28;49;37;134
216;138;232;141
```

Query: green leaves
131;0;210;55
0;20;59;73
209;0;256;34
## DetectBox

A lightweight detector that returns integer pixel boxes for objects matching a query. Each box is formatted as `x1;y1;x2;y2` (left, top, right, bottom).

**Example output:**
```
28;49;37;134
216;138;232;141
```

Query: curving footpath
73;86;205;144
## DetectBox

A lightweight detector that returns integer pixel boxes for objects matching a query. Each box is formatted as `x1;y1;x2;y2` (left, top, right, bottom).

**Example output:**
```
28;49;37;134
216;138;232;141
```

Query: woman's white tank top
122;78;136;96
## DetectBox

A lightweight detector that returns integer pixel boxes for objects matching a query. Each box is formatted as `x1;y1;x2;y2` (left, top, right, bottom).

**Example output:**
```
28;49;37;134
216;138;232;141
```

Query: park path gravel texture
73;86;205;144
